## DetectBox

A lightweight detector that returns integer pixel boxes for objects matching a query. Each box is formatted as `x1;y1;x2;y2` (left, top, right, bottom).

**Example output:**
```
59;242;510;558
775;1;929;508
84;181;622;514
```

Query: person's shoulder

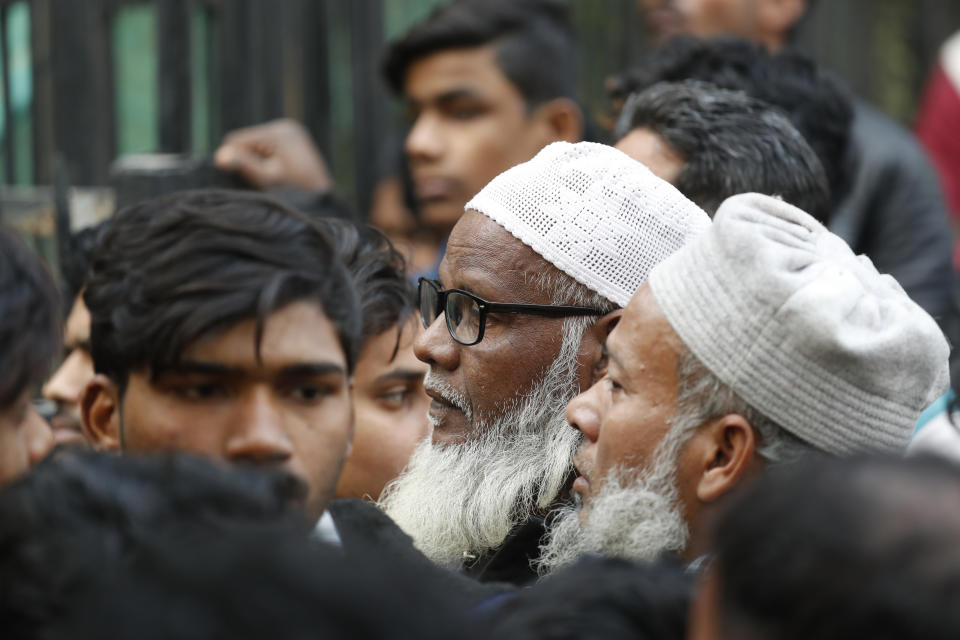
851;99;932;167
327;498;412;550
328;499;515;608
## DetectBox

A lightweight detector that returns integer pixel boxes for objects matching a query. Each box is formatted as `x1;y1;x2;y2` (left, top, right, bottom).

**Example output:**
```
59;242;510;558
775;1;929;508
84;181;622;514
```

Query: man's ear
534;97;584;144
81;374;123;451
688;414;759;503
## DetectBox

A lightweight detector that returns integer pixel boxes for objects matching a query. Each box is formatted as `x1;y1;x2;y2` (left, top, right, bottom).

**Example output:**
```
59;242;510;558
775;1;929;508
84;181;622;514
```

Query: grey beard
535;423;691;575
378;325;584;570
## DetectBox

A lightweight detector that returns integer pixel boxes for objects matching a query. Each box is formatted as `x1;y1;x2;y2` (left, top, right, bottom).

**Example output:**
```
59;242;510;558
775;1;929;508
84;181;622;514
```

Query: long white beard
536;423;691;575
378;326;584;569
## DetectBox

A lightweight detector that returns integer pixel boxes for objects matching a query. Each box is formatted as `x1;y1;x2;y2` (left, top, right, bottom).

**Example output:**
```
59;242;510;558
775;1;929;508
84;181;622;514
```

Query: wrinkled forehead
609;284;681;368
440;209;560;299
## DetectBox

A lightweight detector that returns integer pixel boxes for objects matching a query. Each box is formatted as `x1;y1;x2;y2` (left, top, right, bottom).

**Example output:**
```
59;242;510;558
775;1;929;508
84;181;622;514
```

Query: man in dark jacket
631;4;955;322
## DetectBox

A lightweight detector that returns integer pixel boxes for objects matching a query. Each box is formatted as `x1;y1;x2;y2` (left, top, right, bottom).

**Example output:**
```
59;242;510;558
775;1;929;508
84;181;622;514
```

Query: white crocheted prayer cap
649;193;950;455
465;141;711;306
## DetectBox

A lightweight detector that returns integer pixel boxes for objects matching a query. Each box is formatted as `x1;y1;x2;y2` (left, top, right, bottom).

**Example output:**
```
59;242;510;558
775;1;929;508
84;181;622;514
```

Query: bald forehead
441;209;558;295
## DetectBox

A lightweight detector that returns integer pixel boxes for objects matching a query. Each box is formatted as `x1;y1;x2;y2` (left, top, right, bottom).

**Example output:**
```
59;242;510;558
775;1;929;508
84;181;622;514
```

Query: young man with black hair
690;455;960;640
42;222;106;446
81;189;360;520
383;0;583;237
79;190;502;605
614;80;830;222
320;219;431;501
0;227;58;486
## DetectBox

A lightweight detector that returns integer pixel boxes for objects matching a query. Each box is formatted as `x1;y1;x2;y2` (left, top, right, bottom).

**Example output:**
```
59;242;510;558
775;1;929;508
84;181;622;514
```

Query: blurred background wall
0;0;958;228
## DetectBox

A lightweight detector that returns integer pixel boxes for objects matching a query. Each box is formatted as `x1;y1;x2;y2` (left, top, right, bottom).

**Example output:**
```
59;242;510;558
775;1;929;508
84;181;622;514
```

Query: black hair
0;227;60;407
59;220;108;306
383;0;577;108
488;556;692;640
0;450;309;636
317;219;415;350
613;36;853;208
84;189;362;390
710;455;960;640
618;80;831;222
0;451;468;640
54;524;470;640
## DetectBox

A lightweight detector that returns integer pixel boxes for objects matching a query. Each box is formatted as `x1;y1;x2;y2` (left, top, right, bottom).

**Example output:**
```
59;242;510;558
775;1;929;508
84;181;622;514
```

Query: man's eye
606;376;623;393
378;389;410;409
450;107;482;120
443;102;485;120
288;385;330;403
175;384;226;400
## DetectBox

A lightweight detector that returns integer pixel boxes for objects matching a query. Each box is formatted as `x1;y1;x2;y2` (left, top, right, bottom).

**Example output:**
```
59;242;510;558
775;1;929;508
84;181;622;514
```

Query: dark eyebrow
154;361;346;379
374;368;426;386
155;361;243;377
276;363;347;378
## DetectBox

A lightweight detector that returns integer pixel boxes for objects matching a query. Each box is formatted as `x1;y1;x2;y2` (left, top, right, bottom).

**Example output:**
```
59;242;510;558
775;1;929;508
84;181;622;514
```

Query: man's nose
566;382;603;443
405;113;444;163
42;350;93;405
225;388;294;465
413;312;460;371
23;405;54;467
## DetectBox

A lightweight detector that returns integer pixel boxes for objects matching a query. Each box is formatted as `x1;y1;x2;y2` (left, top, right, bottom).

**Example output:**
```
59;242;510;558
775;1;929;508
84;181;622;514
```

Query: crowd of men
2;0;960;638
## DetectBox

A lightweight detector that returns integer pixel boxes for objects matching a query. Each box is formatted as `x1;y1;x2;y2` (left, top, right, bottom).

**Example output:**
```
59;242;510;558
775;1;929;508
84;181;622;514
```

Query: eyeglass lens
445;291;481;344
418;280;484;344
418;279;439;329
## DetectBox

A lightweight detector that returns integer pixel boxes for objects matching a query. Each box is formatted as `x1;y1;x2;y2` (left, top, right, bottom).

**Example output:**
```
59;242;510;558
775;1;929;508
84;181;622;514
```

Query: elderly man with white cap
539;192;950;573
379;141;710;584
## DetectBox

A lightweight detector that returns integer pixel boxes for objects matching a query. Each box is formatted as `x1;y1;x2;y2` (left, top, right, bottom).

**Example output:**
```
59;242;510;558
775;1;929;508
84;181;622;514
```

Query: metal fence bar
156;0;191;152
300;0;331;160
47;0;115;185
0;4;15;184
348;0;387;218
30;0;53;185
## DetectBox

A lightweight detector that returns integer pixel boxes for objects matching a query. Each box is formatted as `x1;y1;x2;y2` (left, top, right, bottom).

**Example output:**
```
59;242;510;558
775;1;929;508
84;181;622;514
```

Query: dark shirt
328;499;513;607
462;514;546;586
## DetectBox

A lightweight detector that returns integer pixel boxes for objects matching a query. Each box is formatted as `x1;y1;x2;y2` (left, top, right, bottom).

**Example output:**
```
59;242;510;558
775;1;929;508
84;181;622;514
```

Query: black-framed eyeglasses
418;277;607;346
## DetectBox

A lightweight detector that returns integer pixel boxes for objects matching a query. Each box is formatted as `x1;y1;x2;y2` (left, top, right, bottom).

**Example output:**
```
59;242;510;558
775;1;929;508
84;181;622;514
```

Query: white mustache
423;370;473;421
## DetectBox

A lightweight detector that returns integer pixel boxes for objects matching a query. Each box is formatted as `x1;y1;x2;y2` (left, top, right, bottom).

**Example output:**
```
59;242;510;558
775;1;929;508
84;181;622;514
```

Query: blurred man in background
216;0;584;276
41;223;106;447
319;220;431;502
613;80;829;221
0;228;58;486
629;5;955;323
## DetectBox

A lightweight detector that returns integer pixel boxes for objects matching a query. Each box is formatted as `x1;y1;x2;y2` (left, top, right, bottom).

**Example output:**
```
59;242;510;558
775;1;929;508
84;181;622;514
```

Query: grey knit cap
648;193;950;455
